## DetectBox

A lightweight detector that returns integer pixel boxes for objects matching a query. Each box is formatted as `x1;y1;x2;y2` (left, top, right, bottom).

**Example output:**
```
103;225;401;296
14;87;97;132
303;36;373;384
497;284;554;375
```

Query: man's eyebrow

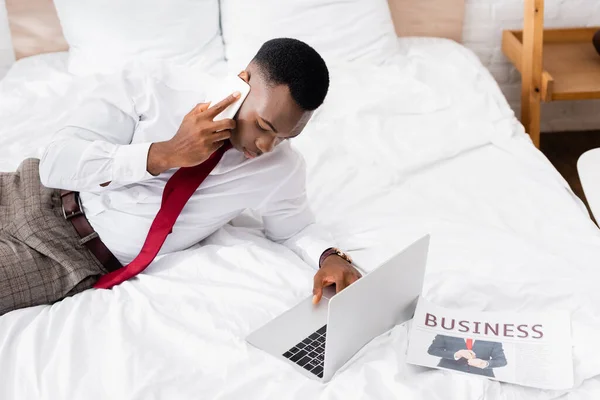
259;116;278;133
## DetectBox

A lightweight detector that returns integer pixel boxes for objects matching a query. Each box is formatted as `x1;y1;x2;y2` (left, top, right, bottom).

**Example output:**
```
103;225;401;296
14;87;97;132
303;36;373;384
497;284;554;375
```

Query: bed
2;1;600;399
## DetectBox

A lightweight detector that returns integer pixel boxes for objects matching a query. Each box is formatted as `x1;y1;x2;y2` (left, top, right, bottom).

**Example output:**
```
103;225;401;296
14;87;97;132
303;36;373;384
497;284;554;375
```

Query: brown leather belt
60;190;122;273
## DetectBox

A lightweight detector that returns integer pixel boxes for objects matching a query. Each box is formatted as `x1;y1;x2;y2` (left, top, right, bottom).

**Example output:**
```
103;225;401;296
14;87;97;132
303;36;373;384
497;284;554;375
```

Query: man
0;38;361;315
427;335;507;378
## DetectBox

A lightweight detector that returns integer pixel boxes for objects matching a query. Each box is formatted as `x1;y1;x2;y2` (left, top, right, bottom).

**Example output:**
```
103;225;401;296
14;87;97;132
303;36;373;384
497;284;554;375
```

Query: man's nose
256;134;278;154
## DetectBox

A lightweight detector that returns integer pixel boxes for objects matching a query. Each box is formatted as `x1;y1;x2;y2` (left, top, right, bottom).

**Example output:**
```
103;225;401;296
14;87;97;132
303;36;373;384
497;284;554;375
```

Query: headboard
6;0;68;59
388;0;465;43
6;0;466;60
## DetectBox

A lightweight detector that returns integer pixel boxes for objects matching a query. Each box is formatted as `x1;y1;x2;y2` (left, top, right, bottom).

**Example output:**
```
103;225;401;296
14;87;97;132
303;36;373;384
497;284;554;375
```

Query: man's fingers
467;358;481;366
192;102;210;114
313;274;335;304
312;289;322;305
458;350;473;360
335;275;348;293
211;118;236;133
312;273;322;304
339;271;359;293
313;268;361;302
211;130;231;143
312;276;323;304
206;138;228;154
205;92;241;118
348;271;361;284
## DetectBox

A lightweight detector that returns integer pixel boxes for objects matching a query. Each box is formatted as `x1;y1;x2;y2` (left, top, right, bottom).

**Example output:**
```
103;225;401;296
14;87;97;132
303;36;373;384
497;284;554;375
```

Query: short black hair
252;38;329;111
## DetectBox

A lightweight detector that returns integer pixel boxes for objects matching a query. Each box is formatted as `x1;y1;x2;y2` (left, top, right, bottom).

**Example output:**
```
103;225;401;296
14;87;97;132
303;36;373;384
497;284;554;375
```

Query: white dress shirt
39;68;335;267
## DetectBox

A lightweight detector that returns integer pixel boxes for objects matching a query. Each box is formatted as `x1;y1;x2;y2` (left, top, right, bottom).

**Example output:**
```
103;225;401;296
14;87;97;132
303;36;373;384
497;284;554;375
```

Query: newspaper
406;298;573;390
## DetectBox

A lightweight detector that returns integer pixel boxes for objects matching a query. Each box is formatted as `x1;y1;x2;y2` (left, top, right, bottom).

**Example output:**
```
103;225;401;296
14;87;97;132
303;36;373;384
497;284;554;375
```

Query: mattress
1;38;599;400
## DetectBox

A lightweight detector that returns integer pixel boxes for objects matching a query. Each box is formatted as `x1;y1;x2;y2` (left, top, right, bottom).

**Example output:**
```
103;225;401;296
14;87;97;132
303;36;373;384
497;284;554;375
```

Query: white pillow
53;0;225;76
220;0;398;71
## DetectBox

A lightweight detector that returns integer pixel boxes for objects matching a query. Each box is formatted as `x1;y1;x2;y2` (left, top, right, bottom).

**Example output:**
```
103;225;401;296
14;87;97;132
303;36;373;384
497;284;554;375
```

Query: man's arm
39;72;153;192
427;335;457;359
258;153;361;302
39;72;239;192
485;342;508;369
39;99;153;192
259;156;339;266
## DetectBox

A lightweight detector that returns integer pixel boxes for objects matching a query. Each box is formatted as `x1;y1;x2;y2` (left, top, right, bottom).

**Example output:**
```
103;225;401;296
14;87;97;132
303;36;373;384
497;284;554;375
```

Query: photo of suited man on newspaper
427;335;508;378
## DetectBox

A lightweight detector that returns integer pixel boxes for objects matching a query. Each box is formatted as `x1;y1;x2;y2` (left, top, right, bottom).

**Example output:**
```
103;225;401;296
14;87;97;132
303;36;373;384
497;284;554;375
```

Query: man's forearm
101;140;174;186
40;132;153;192
40;90;151;191
147;141;176;176
487;351;508;368
40;136;113;191
427;346;455;359
42;136;177;191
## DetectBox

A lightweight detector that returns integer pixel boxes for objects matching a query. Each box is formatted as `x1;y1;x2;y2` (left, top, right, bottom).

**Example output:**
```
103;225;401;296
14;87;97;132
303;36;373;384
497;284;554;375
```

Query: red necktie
466;338;473;350
94;142;232;289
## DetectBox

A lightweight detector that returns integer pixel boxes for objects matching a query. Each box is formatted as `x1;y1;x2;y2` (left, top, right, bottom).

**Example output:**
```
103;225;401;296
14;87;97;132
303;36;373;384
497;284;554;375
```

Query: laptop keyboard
282;325;327;378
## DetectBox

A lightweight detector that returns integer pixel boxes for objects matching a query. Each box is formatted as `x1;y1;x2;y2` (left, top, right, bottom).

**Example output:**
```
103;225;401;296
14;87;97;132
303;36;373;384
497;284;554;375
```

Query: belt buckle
62;192;84;220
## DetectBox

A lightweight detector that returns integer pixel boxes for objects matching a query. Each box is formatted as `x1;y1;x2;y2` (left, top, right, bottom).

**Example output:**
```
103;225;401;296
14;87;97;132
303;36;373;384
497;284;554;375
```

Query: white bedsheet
1;38;599;400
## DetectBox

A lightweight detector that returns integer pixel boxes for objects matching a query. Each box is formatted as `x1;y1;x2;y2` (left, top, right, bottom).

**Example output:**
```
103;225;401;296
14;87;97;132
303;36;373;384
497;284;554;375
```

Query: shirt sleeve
427;335;456;360
258;154;337;269
39;71;154;193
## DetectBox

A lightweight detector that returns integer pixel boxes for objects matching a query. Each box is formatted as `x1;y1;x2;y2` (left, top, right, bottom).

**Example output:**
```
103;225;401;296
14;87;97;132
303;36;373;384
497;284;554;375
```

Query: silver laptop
246;234;430;382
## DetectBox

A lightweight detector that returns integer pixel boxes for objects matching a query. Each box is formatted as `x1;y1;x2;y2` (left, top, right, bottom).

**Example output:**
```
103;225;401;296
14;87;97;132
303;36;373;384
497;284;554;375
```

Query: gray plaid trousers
0;158;106;315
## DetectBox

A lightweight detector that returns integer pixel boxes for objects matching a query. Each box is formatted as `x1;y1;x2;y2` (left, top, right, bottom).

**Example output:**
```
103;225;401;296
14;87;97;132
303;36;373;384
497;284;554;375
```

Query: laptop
246;234;430;382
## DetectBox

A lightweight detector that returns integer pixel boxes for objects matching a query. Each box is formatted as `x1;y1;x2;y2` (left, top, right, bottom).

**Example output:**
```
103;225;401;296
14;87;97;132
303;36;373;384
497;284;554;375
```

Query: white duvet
1;38;599;400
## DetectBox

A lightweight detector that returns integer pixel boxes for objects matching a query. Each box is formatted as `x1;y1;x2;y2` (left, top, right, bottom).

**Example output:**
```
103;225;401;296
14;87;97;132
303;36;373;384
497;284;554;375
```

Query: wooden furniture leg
521;0;544;148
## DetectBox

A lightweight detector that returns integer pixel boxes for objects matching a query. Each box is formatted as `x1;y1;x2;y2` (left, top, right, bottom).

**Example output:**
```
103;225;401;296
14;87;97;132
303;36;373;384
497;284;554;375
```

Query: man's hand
454;349;476;360
312;256;362;304
467;358;489;369
147;92;240;175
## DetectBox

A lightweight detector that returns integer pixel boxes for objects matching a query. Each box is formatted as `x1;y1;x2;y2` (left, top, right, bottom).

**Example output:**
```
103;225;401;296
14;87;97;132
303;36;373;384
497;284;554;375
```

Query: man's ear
238;70;250;83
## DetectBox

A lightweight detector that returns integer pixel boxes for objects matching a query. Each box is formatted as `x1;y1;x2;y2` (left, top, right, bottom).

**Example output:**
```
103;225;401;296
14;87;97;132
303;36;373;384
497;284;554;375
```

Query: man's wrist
147;141;174;175
320;254;344;267
319;247;352;268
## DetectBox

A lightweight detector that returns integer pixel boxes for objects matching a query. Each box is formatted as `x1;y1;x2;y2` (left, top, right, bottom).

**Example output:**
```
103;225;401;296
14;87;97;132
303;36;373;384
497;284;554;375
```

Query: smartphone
207;75;251;121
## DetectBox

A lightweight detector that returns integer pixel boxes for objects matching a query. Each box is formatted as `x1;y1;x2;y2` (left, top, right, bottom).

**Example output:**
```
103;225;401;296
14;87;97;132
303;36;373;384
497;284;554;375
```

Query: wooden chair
502;0;600;148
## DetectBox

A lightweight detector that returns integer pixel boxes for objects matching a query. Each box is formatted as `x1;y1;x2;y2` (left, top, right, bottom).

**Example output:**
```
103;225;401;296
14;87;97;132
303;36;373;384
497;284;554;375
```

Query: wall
0;0;599;132
463;0;600;132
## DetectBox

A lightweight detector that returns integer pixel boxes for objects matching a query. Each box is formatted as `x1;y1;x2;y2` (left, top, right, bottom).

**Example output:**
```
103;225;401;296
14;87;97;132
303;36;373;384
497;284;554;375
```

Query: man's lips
243;147;258;159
